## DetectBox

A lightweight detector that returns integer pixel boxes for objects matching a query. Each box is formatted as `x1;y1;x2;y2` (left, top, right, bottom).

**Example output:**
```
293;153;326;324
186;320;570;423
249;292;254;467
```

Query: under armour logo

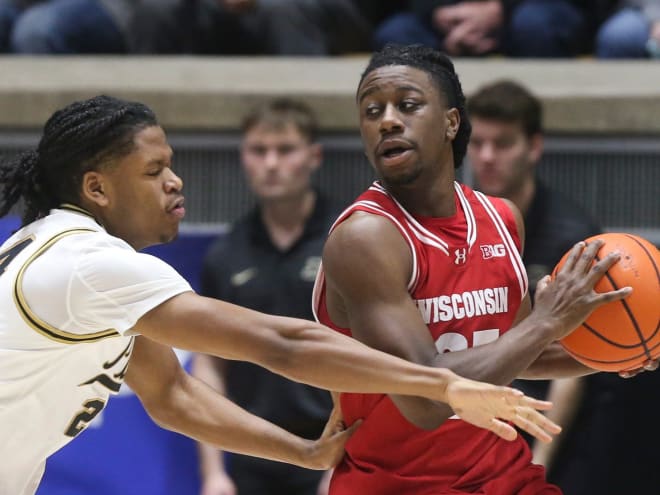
454;248;467;265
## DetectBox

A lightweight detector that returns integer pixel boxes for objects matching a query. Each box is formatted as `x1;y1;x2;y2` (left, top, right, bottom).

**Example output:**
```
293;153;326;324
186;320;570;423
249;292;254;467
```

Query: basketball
551;233;660;372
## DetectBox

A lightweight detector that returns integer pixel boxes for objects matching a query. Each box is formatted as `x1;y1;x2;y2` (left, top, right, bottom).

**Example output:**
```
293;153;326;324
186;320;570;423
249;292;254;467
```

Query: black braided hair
358;44;471;169
0;95;158;225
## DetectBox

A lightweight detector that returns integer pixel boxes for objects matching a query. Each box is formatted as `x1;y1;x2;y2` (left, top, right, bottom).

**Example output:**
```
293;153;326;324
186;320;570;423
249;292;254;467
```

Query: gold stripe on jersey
59;203;96;220
14;228;120;344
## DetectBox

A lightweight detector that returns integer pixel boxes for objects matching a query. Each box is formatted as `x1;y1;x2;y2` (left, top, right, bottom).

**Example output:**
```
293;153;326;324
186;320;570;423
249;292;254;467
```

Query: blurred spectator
596;0;660;58
129;0;406;55
375;0;615;57
466;80;600;417
193;99;340;495
0;0;134;54
534;370;660;494
0;0;19;51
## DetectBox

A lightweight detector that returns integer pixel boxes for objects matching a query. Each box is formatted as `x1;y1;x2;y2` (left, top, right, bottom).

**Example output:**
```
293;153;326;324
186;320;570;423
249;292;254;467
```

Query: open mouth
379;146;414;167
382;147;411;159
168;197;186;219
377;138;415;166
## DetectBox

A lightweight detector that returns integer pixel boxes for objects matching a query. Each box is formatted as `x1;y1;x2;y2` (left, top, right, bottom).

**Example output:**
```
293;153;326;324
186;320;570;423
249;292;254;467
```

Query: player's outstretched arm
134;295;559;442
125;337;358;470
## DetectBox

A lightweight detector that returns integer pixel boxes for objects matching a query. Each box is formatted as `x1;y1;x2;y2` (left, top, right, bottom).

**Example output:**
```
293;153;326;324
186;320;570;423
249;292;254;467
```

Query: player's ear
445;108;460;141
81;171;110;207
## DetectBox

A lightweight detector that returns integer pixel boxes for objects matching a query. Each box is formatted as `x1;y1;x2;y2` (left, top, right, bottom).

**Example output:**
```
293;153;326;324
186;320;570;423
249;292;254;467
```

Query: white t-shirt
0;207;192;495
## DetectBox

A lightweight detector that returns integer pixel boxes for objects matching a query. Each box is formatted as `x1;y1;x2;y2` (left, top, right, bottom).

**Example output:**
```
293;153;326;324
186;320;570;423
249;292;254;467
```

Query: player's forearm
382;317;563;429
431;317;559;386
252;316;459;403
148;373;314;468
519;342;595;380
139;294;456;403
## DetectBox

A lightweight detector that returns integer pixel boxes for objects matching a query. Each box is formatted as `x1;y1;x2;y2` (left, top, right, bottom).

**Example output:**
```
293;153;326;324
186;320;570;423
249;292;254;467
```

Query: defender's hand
304;405;361;470
446;377;561;443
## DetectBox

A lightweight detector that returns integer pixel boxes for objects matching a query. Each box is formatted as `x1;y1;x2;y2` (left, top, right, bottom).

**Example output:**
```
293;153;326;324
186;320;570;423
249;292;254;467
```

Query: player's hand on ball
532;240;632;341
446;377;561;443
305;404;361;470
620;358;660;378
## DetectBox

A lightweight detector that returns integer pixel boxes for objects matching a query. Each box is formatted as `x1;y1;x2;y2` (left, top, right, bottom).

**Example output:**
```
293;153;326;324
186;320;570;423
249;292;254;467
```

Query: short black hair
0;95;158;225
358;44;471;169
467;80;542;137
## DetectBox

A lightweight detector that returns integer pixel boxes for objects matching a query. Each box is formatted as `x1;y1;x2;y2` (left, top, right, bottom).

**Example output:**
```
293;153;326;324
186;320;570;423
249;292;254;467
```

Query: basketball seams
624;233;660;288
565;333;660;370
594;254;652;360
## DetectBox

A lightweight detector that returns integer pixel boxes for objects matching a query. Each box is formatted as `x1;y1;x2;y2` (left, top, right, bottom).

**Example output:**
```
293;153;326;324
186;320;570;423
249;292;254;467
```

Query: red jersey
313;182;560;495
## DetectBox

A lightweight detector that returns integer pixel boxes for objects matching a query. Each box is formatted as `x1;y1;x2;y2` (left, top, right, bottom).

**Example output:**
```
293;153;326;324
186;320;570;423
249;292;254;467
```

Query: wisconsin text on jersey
415;286;509;324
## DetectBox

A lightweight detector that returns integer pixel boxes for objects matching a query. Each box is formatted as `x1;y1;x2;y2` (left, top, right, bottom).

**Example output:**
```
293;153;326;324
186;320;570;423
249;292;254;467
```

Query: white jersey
0;206;192;495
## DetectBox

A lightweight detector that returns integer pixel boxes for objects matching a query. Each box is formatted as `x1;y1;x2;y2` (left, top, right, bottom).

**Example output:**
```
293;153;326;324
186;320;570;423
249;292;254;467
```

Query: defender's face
100;126;184;249
357;65;457;186
467;118;539;198
241;123;321;202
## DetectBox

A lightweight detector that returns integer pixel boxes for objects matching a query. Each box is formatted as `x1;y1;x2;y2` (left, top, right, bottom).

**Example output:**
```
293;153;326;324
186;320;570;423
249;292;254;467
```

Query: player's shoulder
331;209;401;243
325;210;410;268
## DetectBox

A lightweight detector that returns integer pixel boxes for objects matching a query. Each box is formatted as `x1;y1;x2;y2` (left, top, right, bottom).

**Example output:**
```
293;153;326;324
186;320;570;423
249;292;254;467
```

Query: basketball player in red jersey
313;44;632;494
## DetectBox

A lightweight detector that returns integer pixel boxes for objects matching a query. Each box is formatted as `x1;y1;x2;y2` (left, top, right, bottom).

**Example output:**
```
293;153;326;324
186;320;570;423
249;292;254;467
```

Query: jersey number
435;328;500;353
64;399;106;438
0;237;33;275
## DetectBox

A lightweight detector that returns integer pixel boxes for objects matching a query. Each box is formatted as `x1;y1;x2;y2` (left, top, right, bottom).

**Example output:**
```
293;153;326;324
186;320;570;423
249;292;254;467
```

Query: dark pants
10;0;125;54
375;0;589;57
228;454;324;495
129;0;372;55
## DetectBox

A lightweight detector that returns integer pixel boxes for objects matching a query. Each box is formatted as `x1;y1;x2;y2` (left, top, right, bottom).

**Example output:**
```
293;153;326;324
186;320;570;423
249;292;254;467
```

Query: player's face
467;118;541;198
357;65;458;187
241;123;321;202
97;125;184;249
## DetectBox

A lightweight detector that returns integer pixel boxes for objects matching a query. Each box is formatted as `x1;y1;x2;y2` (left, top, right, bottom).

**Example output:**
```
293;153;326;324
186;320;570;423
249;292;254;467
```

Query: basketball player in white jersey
0;95;564;495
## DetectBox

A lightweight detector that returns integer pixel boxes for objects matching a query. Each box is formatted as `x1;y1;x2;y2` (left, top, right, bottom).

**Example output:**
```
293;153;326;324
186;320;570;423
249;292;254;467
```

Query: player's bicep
322;215;436;364
125;336;184;413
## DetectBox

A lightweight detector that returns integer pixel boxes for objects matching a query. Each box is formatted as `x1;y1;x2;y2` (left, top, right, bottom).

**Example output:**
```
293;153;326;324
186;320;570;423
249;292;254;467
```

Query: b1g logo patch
480;244;506;259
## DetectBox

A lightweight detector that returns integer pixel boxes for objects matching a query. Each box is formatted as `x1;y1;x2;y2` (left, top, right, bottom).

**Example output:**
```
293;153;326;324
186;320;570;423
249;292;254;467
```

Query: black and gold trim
14;228;120;344
59;203;96;221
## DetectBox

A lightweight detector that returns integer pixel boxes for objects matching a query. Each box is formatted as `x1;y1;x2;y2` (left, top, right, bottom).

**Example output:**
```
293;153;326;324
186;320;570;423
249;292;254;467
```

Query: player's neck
260;190;316;250
387;173;457;218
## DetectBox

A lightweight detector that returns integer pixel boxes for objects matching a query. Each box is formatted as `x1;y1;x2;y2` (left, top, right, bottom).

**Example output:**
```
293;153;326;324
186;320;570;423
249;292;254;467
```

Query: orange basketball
551;233;660;372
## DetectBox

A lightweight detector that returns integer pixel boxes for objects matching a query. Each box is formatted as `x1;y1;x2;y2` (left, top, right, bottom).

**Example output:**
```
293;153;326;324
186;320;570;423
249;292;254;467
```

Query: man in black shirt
466;79;600;433
194;99;339;495
466;80;660;495
467;80;601;302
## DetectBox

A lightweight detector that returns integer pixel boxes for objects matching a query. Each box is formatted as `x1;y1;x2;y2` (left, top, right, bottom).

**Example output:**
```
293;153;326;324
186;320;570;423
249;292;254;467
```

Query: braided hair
0;95;158;225
358;44;471;169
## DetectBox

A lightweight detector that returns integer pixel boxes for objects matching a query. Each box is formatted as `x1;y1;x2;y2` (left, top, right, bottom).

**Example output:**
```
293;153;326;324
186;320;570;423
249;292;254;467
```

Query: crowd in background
0;0;659;58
